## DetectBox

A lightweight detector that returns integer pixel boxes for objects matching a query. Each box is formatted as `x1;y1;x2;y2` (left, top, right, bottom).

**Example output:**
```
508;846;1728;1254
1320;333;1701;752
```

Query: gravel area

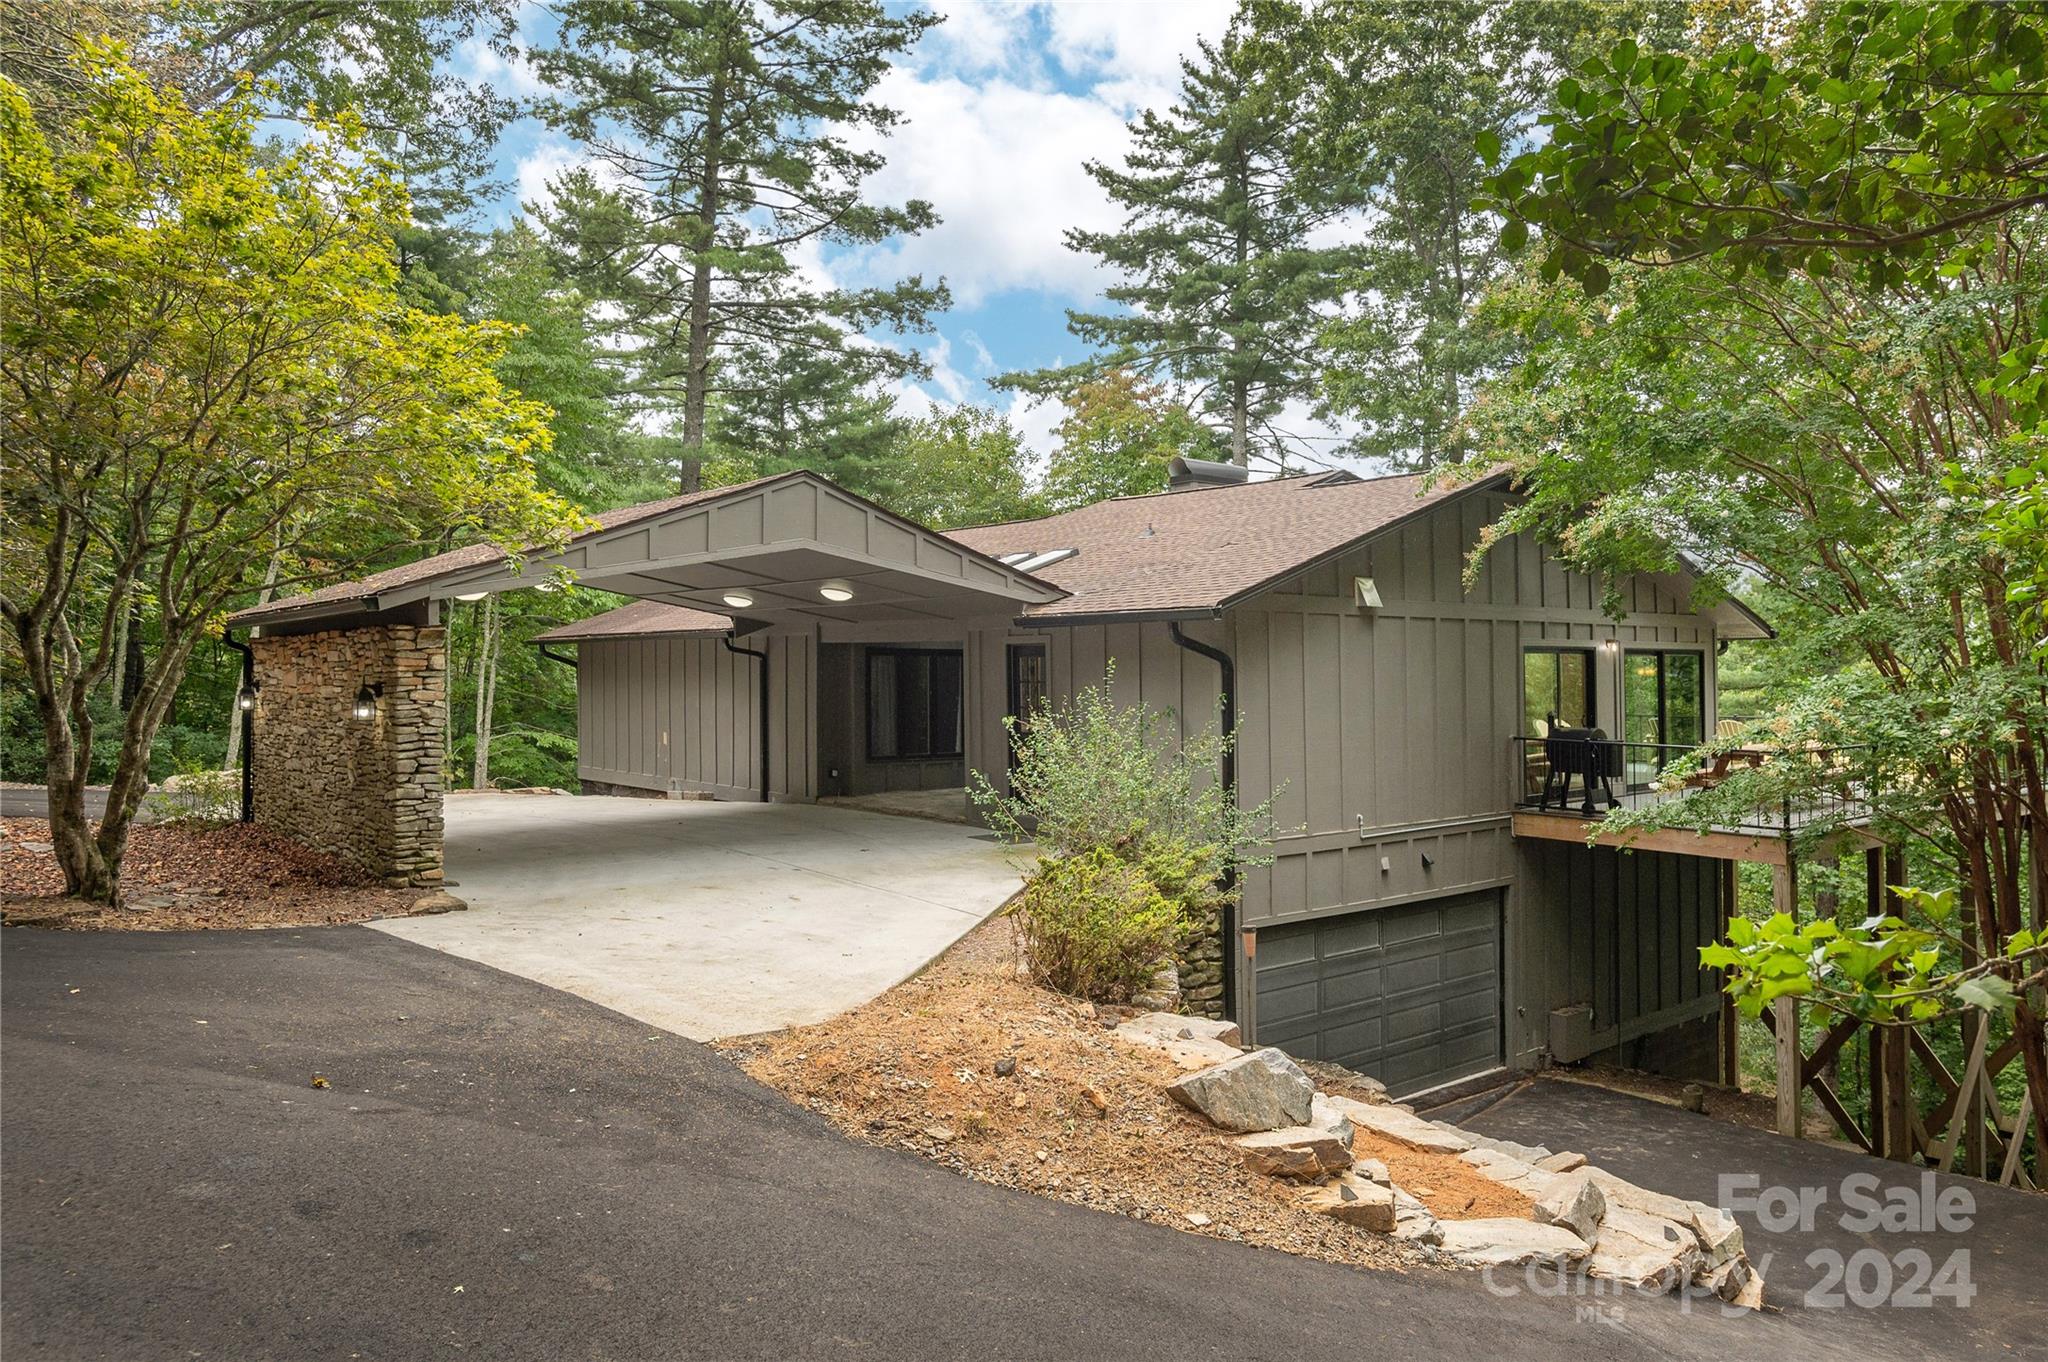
722;914;1520;1274
1;817;421;929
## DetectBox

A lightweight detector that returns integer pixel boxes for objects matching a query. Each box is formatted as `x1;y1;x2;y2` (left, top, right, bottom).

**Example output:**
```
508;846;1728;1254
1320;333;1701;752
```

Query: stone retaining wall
250;624;446;886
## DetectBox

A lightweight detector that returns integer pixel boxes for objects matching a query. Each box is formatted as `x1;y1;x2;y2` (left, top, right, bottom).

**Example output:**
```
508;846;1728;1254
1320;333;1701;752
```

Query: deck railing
1512;735;1872;837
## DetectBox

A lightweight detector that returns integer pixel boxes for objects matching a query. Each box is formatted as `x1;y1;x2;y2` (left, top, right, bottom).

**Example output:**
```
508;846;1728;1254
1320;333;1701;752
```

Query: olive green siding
1519;841;1727;1054
1224;488;1721;1060
575;630;816;801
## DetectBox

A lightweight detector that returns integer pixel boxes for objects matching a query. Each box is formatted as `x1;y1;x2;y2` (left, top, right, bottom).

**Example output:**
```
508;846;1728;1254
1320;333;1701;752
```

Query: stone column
249;623;446;886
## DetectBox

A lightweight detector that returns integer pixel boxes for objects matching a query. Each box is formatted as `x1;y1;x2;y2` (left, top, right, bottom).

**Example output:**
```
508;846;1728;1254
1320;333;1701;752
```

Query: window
1523;647;1594;736
867;648;964;761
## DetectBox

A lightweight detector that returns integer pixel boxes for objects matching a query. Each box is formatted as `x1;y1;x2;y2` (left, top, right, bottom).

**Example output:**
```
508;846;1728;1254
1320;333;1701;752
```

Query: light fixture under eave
721;590;756;609
236;684;257;712
818;580;855;603
352;682;381;721
455;591;488;602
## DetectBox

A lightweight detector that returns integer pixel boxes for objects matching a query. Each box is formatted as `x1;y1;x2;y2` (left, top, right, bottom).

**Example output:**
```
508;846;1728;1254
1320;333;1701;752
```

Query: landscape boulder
1583;1205;1702;1291
1318;1096;1472;1154
1689;1203;1744;1268
1389;1187;1443;1246
1113;1013;1244;1070
1530;1172;1606;1242
1435;1218;1590;1269
1300;1173;1396;1231
1235;1125;1353;1179
1166;1048;1314;1133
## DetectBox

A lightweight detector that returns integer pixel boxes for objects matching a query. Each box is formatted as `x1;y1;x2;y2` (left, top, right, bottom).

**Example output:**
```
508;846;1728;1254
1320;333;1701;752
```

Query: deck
1510;736;1876;864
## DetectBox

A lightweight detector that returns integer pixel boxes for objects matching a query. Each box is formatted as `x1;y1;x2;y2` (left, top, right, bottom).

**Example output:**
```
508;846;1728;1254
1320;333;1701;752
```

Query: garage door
1252;890;1501;1098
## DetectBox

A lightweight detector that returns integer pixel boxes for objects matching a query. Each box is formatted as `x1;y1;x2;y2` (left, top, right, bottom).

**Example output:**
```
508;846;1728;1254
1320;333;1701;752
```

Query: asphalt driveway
2;925;1945;1362
378;792;1022;1038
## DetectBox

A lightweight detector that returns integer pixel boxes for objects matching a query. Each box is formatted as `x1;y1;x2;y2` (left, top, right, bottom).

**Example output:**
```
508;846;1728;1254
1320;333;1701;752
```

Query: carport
373;792;1023;1038
224;471;1061;888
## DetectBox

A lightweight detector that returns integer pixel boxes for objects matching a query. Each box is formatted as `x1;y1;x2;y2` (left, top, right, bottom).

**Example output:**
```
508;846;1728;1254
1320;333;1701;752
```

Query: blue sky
454;1;1282;462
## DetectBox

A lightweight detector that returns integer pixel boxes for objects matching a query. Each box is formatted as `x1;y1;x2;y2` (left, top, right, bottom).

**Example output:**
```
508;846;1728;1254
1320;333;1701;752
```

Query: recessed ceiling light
818;580;854;603
455;591;488;602
721;590;755;609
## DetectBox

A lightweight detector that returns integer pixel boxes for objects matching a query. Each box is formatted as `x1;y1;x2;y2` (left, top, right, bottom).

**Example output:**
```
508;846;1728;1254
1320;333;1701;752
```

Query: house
230;459;1777;1101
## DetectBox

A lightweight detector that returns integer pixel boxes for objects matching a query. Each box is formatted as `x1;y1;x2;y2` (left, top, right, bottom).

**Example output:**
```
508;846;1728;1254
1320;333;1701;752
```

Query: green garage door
1253;890;1502;1098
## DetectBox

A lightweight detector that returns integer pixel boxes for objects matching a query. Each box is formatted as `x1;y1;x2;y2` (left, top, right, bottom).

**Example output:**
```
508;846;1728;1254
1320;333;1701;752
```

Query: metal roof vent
1167;456;1249;491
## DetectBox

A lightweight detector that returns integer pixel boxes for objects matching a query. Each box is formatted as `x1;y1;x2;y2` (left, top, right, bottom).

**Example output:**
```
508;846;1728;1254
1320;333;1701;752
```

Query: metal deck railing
1511;735;1873;839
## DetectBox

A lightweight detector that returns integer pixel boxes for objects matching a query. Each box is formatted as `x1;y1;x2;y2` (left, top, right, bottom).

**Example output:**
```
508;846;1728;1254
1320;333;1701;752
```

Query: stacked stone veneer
1177;908;1226;1020
250;624;446;886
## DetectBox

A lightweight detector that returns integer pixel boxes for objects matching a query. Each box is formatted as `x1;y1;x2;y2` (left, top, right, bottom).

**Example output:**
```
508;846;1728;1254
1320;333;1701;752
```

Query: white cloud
1042;0;1233;112
1004;389;1062;469
920;0;1042;79
458;32;552;98
843;69;1131;306
512;138;587;219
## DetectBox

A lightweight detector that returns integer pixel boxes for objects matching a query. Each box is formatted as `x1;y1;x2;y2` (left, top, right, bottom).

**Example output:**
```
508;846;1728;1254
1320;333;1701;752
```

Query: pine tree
710;347;904;503
1001;4;1348;469
1303;1;1683;468
534;0;947;493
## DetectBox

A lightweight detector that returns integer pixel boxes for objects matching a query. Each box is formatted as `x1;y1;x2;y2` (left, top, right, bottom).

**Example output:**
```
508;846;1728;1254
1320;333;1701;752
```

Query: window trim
1522;644;1597;736
864;646;965;763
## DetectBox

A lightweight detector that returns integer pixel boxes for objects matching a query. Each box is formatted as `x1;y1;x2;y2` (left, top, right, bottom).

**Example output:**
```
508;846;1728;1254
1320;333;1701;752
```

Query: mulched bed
719;914;1531;1276
1;817;423;930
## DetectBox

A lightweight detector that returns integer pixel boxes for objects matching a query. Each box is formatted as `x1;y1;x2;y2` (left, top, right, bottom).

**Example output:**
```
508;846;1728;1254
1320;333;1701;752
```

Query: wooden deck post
1772;858;1802;1138
1875;845;1912;1160
1720;861;1740;1089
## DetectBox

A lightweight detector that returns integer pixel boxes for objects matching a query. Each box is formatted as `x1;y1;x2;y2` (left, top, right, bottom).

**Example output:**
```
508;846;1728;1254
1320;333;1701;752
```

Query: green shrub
1014;847;1185;1003
969;667;1280;915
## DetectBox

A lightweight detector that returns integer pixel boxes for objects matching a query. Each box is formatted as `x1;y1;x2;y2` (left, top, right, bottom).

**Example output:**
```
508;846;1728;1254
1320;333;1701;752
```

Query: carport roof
230;471;1066;631
535;601;731;642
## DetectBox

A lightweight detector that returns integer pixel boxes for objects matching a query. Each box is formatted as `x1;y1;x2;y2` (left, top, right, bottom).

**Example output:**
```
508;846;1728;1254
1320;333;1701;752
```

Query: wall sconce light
818;580;854;603
236;684;258;713
352;682;383;721
1354;576;1383;609
721;590;756;609
1599;639;1618;654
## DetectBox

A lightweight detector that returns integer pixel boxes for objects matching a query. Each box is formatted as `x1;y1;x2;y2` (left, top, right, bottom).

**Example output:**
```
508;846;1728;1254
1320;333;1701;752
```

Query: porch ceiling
234;471;1064;632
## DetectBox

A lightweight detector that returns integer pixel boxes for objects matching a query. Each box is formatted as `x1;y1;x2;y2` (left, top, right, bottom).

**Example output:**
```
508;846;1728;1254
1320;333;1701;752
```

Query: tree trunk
471;596;501;791
678;61;729;496
107;605;129;711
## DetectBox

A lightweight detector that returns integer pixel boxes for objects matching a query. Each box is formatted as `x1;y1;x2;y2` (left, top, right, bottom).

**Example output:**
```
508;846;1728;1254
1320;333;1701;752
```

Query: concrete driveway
373;792;1022;1039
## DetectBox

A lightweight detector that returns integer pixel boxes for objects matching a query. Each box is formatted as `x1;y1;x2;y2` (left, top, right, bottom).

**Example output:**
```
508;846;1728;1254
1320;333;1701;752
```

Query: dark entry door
1252;890;1502;1098
1005;644;1048;769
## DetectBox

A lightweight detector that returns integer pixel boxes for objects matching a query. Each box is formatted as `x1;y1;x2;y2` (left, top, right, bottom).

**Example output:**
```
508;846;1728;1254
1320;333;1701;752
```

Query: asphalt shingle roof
946;470;1474;620
234;468;1490;637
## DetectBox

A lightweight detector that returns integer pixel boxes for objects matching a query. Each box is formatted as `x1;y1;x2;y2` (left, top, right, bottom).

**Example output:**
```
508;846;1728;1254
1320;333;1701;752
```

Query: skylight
1013;548;1078;573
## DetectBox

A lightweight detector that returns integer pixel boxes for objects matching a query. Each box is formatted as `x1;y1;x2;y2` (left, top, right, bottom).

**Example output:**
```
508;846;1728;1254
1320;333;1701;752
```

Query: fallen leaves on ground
721;914;1439;1275
1;817;420;930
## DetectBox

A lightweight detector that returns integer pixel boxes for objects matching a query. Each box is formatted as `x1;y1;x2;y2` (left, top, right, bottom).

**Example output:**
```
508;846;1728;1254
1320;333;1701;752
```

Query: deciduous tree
0;52;575;903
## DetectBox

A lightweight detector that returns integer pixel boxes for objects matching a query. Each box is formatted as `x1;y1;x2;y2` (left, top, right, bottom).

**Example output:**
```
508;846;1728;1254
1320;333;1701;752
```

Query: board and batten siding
964;618;1228;800
1226;487;1721;1053
1519;841;1726;1053
575;630;816;801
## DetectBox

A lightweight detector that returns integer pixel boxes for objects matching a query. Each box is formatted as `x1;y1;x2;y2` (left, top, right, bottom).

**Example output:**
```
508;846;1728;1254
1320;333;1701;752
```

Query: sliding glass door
1622;649;1705;786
